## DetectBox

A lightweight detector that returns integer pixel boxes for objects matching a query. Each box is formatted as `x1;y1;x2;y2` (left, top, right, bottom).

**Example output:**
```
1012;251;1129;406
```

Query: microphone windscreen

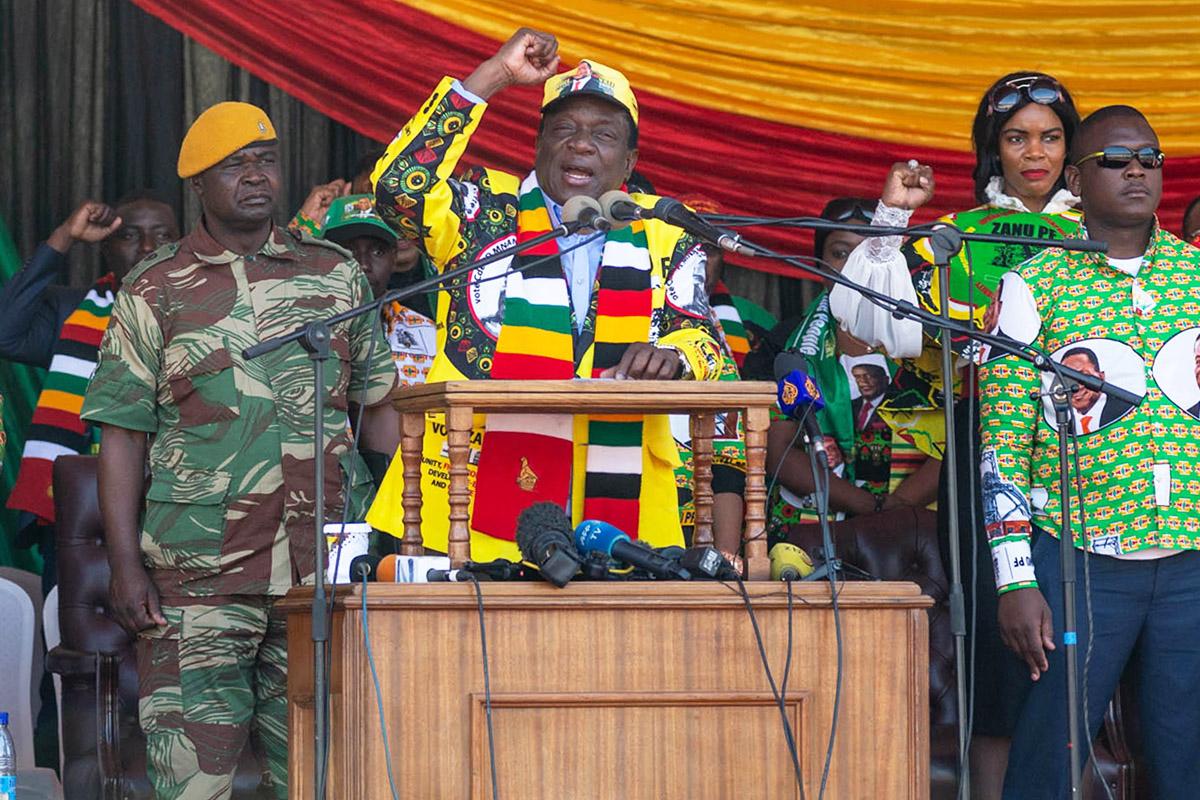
516;502;572;556
376;554;400;583
769;542;815;581
574;519;629;556
561;194;601;224
598;189;635;229
773;350;809;381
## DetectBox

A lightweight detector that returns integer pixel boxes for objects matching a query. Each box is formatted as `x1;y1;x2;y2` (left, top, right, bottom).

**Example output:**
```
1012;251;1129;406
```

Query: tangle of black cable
360;572;401;800
735;573;806;800
469;576;501;800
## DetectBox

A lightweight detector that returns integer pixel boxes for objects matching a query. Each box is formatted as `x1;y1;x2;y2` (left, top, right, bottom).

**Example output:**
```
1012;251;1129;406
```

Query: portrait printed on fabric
978;270;1042;363
1040;339;1146;435
1151;328;1200;421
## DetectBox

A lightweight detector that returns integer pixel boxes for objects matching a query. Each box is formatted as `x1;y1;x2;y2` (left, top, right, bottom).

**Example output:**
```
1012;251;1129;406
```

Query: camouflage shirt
81;222;395;599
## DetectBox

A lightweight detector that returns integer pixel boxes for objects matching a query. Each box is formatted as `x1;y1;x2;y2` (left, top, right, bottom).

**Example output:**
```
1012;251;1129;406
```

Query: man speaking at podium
367;28;723;560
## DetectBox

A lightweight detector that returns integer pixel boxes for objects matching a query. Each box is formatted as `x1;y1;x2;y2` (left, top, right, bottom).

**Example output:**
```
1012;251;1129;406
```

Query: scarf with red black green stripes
8;274;115;522
471;172;652;540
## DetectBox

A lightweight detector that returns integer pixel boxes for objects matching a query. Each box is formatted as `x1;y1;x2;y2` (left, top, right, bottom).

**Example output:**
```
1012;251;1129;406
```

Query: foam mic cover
375;554;400;583
770;542;815;581
515;503;582;588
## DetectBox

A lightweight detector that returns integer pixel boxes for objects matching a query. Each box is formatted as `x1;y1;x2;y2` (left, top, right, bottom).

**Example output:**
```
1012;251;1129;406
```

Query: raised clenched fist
880;160;935;212
463;28;561;100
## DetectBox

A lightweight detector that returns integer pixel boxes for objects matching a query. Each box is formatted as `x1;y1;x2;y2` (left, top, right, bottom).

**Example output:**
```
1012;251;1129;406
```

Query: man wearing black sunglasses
979;105;1200;798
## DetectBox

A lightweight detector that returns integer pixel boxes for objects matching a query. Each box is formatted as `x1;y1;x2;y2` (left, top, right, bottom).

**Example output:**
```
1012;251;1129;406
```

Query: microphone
770;542;815;581
598;190;756;257
574;519;692;580
681;545;739;579
561;195;611;234
773;353;828;468
515;503;583;588
426;568;475;582
349;553;382;582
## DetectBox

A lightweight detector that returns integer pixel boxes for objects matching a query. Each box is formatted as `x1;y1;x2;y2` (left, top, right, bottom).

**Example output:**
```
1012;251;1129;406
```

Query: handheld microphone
770;542;815;581
574;519;692;580
598;190;756;257
426;568;476;582
515;503;583;588
561;195;611;233
348;553;382;582
773;353;829;468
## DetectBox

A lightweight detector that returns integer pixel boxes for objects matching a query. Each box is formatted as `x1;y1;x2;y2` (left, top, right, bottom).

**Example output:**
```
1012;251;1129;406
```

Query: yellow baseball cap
542;60;638;128
177;101;277;178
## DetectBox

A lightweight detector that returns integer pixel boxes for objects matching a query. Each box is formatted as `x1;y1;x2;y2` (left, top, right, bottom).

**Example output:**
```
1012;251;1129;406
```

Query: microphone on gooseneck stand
561;194;611;233
574;519;692;580
773;352;829;469
598;190;757;257
515;503;583;588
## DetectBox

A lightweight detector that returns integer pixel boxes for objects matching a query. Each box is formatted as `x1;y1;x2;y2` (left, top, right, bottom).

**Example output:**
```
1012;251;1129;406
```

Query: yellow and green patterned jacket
365;77;723;561
979;223;1200;593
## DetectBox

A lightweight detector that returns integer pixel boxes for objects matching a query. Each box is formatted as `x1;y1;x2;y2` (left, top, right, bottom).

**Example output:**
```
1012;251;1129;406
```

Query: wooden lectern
390;380;778;577
284;380;932;799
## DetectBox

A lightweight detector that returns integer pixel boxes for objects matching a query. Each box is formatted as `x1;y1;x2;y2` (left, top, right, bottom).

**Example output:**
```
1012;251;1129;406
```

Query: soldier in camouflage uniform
80;102;396;799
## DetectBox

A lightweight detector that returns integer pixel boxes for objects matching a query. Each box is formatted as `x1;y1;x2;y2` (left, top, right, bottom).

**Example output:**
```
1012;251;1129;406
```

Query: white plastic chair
0;567;43;723
0;576;36;767
42;586;63;777
0;577;61;799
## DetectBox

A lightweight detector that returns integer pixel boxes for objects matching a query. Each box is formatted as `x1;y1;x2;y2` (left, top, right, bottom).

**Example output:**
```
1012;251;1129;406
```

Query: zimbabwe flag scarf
8;274;116;522
471;173;652;540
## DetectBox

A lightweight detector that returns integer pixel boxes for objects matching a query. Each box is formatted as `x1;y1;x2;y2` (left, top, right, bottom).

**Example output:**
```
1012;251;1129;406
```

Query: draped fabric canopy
132;0;1200;276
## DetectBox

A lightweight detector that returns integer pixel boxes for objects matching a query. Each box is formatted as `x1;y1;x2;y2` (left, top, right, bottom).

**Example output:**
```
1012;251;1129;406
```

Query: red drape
133;0;1200;276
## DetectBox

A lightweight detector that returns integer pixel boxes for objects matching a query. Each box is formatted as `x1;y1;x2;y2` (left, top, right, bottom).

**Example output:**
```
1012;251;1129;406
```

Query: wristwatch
656;344;692;379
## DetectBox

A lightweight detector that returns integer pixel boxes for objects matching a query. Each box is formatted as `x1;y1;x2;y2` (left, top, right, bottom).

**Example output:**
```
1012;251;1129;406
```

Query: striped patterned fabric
8;275;115;522
472;173;653;539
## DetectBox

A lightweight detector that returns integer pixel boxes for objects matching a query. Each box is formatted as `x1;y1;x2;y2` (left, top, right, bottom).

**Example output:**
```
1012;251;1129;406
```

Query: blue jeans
1002;533;1200;799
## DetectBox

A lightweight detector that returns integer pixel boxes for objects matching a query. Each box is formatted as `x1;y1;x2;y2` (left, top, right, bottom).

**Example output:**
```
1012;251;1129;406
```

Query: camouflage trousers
137;597;288;800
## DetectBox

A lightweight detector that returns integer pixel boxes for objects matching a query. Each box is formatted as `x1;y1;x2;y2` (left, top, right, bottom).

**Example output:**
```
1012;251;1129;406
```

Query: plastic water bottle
0;710;14;799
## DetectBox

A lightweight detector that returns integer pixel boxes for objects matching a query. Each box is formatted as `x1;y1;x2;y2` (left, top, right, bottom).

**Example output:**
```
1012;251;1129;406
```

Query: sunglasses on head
987;76;1063;115
1073;146;1165;170
825;201;874;223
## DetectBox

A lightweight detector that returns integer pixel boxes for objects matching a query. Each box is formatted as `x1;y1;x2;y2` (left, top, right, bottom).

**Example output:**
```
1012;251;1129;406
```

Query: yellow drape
397;0;1200;154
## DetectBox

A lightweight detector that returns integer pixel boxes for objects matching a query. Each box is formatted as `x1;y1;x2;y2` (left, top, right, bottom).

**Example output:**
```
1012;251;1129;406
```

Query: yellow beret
177;101;277;178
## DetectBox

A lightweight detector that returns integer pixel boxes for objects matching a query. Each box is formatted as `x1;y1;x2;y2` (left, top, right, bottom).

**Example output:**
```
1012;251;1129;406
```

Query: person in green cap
320;194;438;388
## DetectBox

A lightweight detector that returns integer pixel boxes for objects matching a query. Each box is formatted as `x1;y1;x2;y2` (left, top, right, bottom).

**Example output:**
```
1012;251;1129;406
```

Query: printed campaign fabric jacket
979;224;1200;593
365;77;723;562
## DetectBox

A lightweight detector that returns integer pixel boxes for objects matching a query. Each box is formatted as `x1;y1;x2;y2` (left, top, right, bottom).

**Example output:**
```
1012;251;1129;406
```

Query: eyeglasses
987;76;1063;115
1073;146;1165;170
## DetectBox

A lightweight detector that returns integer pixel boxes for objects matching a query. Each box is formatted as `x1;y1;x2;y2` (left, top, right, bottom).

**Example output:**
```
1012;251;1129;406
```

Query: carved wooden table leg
400;411;426;555
445;405;473;567
742;406;771;579
690;412;716;547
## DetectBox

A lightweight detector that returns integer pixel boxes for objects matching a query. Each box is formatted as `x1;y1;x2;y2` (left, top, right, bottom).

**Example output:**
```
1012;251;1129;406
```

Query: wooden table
393;380;779;578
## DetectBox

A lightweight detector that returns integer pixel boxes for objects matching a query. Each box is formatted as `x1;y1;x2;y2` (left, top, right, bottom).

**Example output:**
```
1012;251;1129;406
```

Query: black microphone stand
696;213;1127;800
242;219;597;800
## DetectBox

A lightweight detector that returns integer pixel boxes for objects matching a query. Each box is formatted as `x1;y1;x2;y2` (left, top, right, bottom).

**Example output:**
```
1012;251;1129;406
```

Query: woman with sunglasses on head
829;73;1083;800
758;197;938;536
